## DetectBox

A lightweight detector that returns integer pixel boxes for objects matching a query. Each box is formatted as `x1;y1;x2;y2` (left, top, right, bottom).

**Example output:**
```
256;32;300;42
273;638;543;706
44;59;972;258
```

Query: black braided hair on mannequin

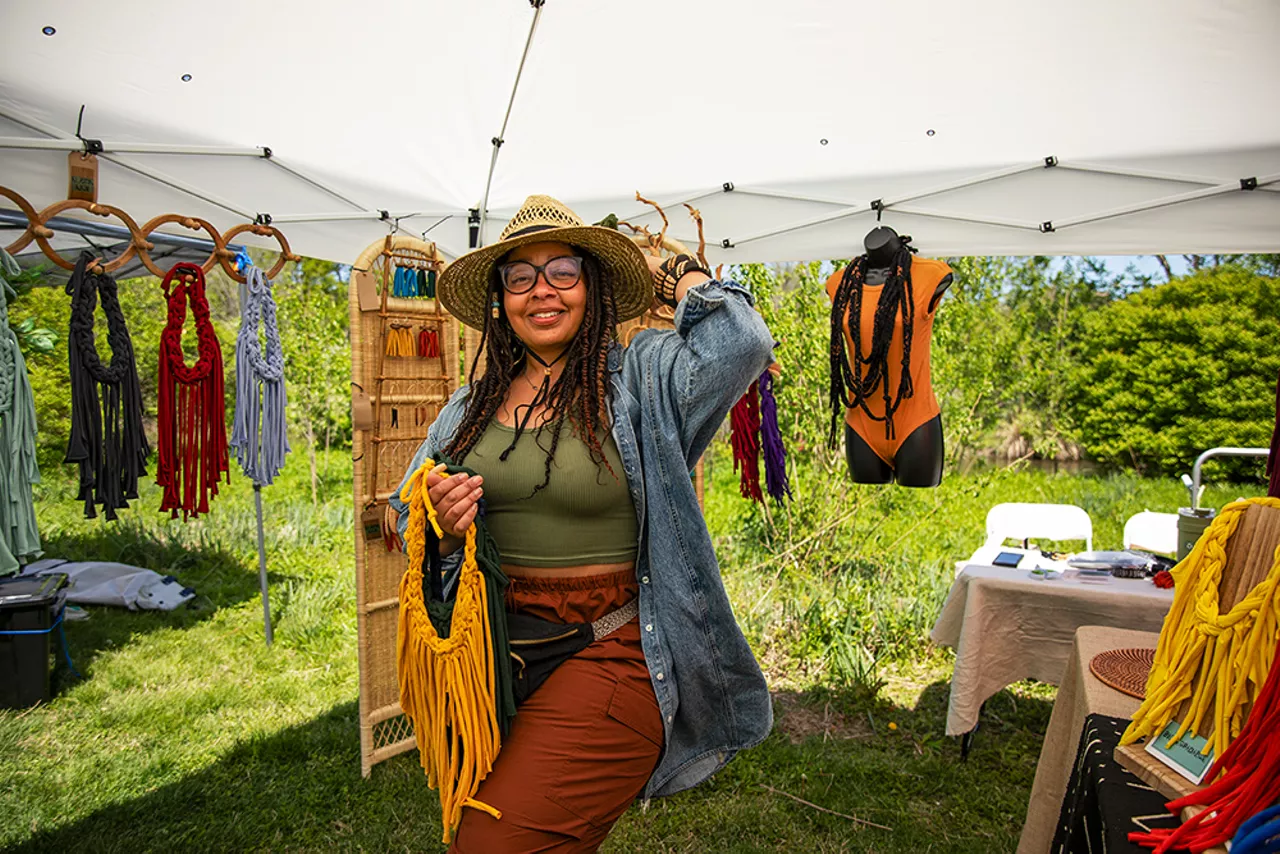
827;244;917;448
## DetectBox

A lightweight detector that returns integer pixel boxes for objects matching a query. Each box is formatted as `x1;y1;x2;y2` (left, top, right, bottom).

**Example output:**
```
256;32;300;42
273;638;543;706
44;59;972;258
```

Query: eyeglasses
498;256;583;294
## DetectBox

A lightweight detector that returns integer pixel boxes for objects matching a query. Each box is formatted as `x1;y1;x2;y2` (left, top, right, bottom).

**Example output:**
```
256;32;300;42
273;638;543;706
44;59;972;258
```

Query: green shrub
1070;266;1279;477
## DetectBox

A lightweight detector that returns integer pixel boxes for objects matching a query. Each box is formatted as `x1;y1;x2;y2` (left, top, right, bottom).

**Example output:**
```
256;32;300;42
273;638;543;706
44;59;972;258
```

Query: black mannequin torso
862;226;953;310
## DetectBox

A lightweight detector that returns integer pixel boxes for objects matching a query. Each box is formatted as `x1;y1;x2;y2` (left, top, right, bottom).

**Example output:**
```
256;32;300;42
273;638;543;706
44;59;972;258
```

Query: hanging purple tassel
758;370;791;503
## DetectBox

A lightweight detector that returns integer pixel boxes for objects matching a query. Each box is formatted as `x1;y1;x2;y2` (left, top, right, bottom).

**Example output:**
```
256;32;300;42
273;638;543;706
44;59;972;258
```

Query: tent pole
0;105;253;217
733;187;862;207
102;156;254;218
265;158;369;211
0;136;264;156
727;162;1045;247
254;484;273;646
1052;172;1280;231
477;0;546;246
887;205;1041;232
272;211;458;224
0;104;77;139
877;162;1045;208
1060;161;1227;187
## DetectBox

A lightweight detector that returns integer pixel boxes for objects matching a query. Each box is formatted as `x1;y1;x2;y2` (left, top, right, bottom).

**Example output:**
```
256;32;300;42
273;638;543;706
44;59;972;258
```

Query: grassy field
0;443;1263;853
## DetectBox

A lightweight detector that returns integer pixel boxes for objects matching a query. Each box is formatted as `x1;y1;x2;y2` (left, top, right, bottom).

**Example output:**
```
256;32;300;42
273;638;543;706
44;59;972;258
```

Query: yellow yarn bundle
1120;497;1280;759
396;459;503;844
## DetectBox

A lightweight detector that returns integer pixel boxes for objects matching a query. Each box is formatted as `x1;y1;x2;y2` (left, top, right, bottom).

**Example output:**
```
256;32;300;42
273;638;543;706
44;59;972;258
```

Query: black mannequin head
863;226;902;268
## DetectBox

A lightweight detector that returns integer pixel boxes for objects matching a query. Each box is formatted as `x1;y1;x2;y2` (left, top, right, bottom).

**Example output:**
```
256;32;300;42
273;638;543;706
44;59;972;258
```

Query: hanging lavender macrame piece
230;265;290;486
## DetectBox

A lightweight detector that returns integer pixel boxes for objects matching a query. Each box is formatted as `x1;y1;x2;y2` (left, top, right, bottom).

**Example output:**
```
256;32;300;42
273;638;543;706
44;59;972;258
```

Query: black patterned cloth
1051;713;1182;853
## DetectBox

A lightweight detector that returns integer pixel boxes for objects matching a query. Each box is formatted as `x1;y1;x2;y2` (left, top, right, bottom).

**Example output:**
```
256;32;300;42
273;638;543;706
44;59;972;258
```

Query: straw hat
438;195;654;330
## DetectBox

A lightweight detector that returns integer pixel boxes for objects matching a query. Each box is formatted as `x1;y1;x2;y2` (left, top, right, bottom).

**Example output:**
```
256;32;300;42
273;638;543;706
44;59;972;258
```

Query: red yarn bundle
730;383;763;502
156;263;229;519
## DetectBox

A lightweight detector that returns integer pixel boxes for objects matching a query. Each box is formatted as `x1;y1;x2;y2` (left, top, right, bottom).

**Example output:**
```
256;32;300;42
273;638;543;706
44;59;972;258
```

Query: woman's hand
427;463;484;554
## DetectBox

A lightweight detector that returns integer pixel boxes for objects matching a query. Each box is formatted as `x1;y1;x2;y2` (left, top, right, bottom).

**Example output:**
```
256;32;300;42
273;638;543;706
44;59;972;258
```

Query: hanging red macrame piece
156;262;229;519
730;382;763;502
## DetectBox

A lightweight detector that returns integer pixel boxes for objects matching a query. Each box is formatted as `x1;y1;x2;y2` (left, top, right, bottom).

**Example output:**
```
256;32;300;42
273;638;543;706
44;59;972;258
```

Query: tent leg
254;484;273;646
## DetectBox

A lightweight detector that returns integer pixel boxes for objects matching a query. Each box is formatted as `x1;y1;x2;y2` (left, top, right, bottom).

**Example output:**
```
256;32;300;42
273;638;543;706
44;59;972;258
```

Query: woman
390;195;774;852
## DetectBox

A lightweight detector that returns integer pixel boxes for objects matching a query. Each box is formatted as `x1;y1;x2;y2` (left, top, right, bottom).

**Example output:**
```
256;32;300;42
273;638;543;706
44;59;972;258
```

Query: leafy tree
1070;265;1279;477
270;257;351;504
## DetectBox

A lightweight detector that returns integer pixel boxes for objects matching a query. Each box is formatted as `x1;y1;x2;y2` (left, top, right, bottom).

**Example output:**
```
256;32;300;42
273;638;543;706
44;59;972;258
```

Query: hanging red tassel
730;384;763;502
157;262;229;520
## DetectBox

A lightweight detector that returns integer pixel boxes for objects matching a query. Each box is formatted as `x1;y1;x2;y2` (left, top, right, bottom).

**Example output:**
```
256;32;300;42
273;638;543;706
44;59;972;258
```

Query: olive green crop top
466;419;639;567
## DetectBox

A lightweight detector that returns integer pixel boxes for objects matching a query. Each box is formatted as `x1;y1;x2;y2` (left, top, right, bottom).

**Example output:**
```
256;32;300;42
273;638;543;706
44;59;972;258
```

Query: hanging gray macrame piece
230;265;290;486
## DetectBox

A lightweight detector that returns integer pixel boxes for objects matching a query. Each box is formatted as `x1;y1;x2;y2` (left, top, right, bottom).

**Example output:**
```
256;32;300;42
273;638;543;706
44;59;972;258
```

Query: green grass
0;443;1264;852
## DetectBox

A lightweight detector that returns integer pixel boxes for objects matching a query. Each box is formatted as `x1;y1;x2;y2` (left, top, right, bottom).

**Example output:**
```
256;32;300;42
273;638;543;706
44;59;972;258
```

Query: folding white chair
982;502;1093;552
959;502;1094;573
1122;510;1178;556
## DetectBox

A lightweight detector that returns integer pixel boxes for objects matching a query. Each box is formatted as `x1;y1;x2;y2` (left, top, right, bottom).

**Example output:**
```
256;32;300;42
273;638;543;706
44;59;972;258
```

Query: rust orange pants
449;570;663;854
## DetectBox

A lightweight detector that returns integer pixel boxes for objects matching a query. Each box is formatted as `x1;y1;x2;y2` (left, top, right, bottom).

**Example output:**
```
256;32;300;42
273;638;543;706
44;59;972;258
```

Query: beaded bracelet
654;253;711;307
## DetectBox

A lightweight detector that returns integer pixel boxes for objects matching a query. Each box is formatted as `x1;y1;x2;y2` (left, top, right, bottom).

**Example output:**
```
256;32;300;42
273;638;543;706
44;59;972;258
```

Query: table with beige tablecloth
930;565;1173;736
1016;625;1159;854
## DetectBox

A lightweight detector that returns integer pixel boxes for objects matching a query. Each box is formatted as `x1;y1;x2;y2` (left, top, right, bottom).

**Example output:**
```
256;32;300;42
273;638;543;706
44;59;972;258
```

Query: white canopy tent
2;0;1279;265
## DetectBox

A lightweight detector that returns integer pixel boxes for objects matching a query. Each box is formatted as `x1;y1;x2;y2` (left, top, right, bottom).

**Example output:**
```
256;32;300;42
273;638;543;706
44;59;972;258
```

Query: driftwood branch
684;203;708;267
615;219;661;256
635;191;669;251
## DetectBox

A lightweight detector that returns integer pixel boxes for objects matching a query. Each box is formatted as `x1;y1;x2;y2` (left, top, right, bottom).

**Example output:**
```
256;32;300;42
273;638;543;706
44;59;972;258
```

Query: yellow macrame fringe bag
1120;497;1280;761
396;459;503;844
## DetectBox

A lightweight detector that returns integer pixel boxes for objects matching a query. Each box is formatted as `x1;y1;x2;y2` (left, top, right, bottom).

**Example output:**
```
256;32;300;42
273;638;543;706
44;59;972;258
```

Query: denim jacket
390;279;775;798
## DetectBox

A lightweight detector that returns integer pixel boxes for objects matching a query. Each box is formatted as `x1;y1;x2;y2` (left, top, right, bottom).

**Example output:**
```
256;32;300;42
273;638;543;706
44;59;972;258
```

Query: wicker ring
0;184;50;255
138;214;226;277
218;222;301;282
33;199;146;273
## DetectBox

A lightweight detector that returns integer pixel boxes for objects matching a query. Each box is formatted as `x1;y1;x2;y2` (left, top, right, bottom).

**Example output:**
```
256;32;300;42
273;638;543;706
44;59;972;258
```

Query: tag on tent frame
1145;720;1215;784
67;152;99;202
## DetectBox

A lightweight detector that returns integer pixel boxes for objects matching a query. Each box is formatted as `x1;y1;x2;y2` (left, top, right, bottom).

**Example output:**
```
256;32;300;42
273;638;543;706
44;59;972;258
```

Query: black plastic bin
0;573;69;709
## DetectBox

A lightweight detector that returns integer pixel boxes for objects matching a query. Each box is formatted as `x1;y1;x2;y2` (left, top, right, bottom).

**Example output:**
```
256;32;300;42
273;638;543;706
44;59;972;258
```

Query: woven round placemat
1089;647;1157;699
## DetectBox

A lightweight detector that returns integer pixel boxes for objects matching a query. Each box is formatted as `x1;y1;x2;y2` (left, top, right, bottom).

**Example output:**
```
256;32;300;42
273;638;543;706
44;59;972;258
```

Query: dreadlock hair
444;251;620;493
827;244;917;449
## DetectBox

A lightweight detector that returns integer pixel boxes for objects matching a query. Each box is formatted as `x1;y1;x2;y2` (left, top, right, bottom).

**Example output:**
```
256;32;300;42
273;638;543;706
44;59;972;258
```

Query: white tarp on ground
1;0;1278;266
22;559;195;611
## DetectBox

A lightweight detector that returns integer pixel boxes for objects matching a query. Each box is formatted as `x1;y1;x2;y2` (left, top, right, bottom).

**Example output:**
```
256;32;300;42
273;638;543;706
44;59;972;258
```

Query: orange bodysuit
825;256;952;467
